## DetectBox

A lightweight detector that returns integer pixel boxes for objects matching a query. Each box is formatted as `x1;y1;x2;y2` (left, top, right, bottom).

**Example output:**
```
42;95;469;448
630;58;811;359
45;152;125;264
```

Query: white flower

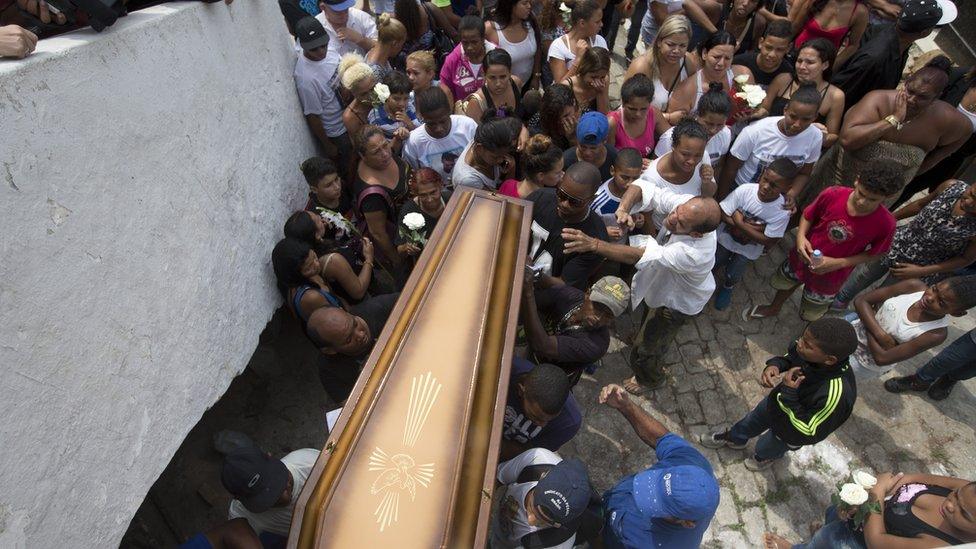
852;471;877;489
735;84;766;108
318;208;353;238
839;483;869;506
559;2;572;12
403;212;426;231
374;83;391;104
734;74;750;85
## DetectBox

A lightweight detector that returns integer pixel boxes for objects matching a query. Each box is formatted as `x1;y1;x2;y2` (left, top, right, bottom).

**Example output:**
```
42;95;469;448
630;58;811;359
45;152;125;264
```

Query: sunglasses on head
556;186;589;207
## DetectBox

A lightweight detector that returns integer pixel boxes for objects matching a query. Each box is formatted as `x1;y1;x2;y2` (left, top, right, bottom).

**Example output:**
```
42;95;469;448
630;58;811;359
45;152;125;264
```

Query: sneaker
829;298;849;310
884;375;931;394
927;376;958;401
714;285;734;310
699;431;746;450
745;456;777;471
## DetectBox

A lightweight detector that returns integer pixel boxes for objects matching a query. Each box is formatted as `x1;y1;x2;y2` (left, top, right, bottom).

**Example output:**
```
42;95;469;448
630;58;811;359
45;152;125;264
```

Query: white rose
852;471;877;489
559;2;572;12
746;89;766;108
734;74;750;85
403;212;426;231
374;83;391;104
839;483;869;506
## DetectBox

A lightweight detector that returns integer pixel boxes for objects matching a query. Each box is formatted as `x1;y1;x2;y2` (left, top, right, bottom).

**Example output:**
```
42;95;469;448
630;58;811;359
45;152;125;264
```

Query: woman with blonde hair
625;14;698;118
339;53;379;140
563;45;611;114
366;13;407;79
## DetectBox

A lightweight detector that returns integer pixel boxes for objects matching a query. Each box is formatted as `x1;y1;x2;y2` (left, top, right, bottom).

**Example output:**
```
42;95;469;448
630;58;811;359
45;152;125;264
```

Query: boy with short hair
700;318;859;470
713;158;800;310
591;147;645;244
501;359;583;461
746;160;900;321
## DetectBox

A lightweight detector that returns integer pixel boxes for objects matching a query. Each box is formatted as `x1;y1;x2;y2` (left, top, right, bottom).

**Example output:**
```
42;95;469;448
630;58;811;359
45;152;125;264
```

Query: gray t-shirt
451;142;501;190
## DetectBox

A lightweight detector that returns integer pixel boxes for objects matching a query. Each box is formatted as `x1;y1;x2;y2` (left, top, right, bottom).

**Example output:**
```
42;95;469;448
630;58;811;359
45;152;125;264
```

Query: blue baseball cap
534;458;591;524
323;0;356;11
632;465;719;522
576;112;609;146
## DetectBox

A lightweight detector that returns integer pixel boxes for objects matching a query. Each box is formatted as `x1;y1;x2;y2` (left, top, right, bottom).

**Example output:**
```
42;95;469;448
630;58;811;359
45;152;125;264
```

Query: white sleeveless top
639;155;705;230
493;21;537;85
957;103;976;132
691;68;734;115
651;62;689;111
850;291;950;377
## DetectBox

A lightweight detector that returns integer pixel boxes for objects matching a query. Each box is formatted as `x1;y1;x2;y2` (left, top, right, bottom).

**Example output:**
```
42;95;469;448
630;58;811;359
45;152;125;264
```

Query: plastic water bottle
811;249;823;267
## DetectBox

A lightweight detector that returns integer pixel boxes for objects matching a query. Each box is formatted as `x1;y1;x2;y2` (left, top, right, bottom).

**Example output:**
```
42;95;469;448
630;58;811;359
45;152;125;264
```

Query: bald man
306;292;398;402
563;183;721;394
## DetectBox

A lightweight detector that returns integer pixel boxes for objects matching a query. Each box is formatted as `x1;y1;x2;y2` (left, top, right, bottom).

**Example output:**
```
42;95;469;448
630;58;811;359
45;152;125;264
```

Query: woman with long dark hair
563;46;610;114
272;237;347;330
547;0;607;83
528;83;579;150
486;0;542;90
463;49;524;122
283;212;375;303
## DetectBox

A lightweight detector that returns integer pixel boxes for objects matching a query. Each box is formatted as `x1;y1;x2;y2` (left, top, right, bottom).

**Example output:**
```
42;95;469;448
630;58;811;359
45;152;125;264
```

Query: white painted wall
0;3;315;546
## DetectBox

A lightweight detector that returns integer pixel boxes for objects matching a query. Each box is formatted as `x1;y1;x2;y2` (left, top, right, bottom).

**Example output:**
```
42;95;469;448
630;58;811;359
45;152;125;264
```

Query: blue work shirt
602;433;716;549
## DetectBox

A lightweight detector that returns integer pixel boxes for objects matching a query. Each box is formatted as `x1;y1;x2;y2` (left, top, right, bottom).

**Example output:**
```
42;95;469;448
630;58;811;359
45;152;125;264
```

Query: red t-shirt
498;179;521;198
788;186;895;295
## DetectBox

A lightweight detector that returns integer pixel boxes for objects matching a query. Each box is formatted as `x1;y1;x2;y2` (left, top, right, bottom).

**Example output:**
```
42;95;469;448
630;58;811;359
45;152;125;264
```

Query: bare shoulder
684;52;700;73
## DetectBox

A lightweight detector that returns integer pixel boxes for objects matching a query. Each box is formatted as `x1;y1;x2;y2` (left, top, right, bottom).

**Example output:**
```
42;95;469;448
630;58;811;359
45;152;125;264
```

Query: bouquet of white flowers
733;74;766;109
831;470;880;528
316;207;356;240
399;212;428;249
372;83;390;108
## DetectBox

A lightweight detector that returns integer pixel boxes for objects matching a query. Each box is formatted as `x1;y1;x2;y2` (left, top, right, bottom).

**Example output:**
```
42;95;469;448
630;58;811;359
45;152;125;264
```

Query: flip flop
622;377;648;396
742;304;772;321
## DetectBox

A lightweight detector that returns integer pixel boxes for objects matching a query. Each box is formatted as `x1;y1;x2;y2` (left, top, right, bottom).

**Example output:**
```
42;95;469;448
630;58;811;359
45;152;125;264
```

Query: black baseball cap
296;16;330;51
534;458;591;525
221;447;290;513
898;0;956;33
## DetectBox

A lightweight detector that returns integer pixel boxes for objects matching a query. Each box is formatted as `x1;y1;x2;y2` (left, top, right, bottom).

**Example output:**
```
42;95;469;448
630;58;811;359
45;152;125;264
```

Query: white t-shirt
547;34;609;72
591;179;627;243
228;448;321;537
311;8;379;58
491;448;575;549
452;142;501;190
294;49;346;138
654;125;731;165
403;115;478;183
730;116;822;187
717;183;789;260
638;155;705;229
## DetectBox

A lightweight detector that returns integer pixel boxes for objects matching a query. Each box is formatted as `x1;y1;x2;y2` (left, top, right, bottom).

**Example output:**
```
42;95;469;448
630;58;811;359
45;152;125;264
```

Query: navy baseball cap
576;112;609;146
221;447;290;513
323;0;355;11
534;458;591;524
296;17;330;51
632;465;720;522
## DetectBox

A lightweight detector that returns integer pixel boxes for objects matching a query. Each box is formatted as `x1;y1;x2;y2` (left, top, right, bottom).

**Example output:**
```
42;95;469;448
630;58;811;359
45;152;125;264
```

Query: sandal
622;375;664;395
742;304;772;321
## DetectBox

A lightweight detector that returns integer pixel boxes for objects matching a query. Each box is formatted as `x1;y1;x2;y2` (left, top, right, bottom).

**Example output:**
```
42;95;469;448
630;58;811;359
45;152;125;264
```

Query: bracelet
884;115;904;130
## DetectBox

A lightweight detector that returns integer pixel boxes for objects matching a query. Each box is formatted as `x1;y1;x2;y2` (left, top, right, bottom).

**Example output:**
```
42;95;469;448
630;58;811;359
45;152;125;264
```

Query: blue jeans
727;396;796;461
624;0;646;54
714;243;752;288
916;329;976;383
793;506;866;549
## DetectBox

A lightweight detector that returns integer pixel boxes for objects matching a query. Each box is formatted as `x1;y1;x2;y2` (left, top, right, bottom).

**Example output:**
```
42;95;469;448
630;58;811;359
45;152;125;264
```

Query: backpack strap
356;184;394;217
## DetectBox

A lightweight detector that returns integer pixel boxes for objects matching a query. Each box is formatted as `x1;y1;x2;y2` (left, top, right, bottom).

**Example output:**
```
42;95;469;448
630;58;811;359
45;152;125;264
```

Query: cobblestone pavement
557;236;976;548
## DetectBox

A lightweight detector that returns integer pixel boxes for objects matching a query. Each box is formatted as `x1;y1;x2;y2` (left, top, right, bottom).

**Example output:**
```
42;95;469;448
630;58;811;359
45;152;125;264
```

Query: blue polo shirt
602;433;716;549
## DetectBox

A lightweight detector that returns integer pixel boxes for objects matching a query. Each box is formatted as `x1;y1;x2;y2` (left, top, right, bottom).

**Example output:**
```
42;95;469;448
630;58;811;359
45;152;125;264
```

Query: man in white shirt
222;446;321;538
314;0;377;58
491;449;593;549
717;84;824;208
562;181;721;394
293;17;349;171
403;87;478;184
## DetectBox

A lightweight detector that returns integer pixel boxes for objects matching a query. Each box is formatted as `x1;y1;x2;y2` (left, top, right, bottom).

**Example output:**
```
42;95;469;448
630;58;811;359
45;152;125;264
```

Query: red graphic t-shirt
788;186;896;295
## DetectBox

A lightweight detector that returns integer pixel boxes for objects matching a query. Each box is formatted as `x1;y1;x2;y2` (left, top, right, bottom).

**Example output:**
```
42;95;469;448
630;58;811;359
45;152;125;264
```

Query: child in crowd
745;161;900;322
845;275;976;379
713;158;800;310
368;70;419;147
701;317;859;470
591;147;645;244
654;82;733;170
607;74;663;159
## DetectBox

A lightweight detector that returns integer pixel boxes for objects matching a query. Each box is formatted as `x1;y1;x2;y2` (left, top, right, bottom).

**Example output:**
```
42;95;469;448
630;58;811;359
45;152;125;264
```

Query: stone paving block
696;315;717;341
677;392;705;424
690;372;716;393
650;385;678;414
701;389;726;425
663;344;682;364
740;506;766;546
713;527;749;548
676;323;699;344
713;486;739;527
726;462;763;503
679;342;705;362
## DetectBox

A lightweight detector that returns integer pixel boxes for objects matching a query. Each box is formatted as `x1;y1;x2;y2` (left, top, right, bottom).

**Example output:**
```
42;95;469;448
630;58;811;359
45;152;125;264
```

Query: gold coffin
288;189;533;549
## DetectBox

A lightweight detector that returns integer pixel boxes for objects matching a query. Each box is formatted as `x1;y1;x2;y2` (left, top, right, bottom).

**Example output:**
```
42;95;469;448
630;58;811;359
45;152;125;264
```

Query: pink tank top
608;107;656;157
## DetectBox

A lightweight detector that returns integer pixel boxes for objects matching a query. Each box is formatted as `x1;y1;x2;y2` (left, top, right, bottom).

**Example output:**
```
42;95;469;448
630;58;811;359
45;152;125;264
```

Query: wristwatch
884;115;904;131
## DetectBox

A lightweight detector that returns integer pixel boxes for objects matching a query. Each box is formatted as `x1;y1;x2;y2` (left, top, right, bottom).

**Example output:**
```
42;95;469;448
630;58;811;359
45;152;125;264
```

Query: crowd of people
181;0;976;548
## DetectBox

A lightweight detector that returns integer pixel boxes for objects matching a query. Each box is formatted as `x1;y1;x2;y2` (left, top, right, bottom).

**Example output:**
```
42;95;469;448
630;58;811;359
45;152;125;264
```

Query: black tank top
771;80;829;124
884;484;964;545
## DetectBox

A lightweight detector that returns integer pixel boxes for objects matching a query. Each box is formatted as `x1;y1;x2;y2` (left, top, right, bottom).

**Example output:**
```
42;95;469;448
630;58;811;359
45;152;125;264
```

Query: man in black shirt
527;162;610;290
832;0;957;110
732;19;794;88
307;293;399;402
